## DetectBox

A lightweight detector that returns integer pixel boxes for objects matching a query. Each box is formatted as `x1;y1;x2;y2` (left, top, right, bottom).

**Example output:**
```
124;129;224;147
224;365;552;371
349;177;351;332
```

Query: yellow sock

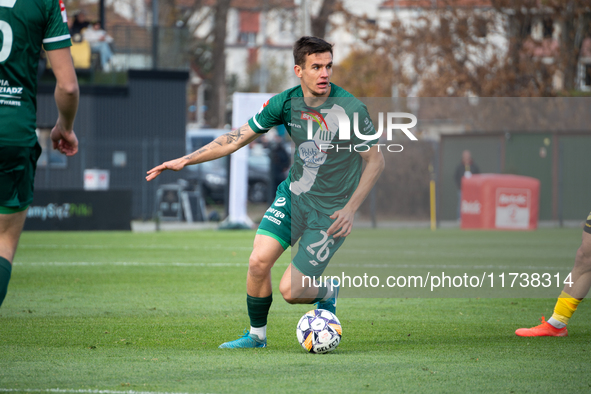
551;291;582;325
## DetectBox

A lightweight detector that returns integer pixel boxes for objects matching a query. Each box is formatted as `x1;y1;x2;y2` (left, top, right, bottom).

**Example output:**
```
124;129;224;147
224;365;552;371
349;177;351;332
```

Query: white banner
224;92;275;228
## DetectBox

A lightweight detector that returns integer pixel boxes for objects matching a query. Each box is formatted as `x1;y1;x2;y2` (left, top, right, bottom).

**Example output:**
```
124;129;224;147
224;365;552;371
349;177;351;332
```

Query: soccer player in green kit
0;0;79;307
147;36;385;348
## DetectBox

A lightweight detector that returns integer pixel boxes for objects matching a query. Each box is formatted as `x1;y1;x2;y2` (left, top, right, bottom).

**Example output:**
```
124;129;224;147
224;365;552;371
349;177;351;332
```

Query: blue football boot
218;329;267;349
315;279;340;315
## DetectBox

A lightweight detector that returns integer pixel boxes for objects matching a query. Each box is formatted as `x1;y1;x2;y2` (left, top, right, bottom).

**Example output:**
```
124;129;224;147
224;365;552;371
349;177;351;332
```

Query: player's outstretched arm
328;145;385;238
146;123;261;181
46;47;79;156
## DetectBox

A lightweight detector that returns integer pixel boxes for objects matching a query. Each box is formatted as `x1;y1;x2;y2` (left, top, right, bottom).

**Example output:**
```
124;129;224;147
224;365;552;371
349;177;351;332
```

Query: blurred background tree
335;0;591;97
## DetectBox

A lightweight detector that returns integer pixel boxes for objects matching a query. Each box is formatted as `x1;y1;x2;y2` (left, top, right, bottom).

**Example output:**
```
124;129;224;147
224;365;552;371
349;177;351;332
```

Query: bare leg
516;230;591;336
0;210;28;263
279;263;322;304
562;231;591;300
246;234;285;297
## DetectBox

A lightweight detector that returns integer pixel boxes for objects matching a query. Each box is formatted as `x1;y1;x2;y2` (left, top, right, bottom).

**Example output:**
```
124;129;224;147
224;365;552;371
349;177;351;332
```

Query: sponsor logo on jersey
266;207;285;219
0;86;23;95
301;108;328;132
263;215;281;225
0;80;23;105
274;197;286;207
0;99;20;106
298;140;327;168
60;0;68;23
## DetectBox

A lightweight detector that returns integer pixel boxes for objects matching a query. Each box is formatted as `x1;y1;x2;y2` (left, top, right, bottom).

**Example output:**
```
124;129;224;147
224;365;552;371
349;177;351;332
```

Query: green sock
0;257;12;307
247;294;273;328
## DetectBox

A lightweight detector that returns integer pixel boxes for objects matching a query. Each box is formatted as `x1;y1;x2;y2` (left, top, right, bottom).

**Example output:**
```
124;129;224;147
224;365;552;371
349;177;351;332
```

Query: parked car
185;129;271;203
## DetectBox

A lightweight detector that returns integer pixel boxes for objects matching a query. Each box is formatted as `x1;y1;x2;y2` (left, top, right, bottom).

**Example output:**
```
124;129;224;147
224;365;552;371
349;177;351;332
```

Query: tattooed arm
146;123;261;181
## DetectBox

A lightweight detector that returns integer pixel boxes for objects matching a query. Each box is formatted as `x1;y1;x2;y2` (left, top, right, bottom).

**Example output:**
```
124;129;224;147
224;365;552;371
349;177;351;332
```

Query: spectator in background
454;150;480;220
268;134;290;204
70;11;89;36
83;21;114;71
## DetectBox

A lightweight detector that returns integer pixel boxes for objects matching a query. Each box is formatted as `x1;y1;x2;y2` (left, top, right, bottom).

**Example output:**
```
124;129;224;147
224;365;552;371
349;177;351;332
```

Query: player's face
294;52;333;98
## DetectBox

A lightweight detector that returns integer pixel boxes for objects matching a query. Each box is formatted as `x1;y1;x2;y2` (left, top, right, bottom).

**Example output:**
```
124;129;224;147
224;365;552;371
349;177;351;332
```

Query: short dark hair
293;36;333;67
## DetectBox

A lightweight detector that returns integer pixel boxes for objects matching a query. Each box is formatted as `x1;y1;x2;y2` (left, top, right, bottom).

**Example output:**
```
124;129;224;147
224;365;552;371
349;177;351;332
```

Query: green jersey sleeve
42;0;71;51
248;93;285;133
350;103;379;149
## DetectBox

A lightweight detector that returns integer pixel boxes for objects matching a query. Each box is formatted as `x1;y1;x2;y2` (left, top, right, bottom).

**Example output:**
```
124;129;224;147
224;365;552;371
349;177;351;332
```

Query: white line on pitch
0;389;202;394
330;263;570;270
13;262;248;267
19;244;252;251
12;261;568;271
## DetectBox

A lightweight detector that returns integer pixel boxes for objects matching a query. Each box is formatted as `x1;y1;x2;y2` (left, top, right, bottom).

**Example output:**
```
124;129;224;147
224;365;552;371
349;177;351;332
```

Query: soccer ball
296;309;342;354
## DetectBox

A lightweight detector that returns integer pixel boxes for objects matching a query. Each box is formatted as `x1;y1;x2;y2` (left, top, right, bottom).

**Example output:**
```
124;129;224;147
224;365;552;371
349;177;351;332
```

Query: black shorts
0;143;42;212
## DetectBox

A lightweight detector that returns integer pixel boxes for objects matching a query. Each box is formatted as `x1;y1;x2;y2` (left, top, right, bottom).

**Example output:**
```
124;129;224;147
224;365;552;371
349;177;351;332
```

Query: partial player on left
0;0;79;307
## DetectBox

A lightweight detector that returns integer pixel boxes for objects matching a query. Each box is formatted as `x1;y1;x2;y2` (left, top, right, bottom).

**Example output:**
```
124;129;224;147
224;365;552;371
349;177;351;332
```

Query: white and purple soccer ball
296;309;342;354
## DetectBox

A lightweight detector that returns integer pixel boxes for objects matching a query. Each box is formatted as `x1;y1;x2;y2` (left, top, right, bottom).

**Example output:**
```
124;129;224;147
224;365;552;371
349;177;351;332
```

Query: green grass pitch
1;228;591;393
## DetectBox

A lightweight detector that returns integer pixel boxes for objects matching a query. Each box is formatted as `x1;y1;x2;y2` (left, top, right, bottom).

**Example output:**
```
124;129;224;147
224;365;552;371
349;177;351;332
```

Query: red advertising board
461;174;540;230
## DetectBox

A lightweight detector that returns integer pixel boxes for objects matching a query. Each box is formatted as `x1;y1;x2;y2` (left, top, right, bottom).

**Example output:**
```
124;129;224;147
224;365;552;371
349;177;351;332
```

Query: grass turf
1;228;591;393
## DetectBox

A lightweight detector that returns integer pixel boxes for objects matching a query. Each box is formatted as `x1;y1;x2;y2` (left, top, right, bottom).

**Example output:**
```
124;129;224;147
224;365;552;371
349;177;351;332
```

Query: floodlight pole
152;0;159;69
295;0;311;36
99;0;105;29
259;0;268;93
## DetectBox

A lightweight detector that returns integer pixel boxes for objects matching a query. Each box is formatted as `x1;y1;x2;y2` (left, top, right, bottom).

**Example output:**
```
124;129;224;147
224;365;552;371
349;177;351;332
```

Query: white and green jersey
248;83;378;214
0;0;71;147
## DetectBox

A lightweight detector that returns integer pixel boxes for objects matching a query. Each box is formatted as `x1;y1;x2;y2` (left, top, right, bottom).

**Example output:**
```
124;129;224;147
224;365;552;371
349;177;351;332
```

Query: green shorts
0;143;42;213
257;181;347;277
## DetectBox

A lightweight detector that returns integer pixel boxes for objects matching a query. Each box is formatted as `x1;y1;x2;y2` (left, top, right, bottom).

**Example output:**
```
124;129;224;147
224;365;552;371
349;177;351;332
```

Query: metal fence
35;69;189;221
35;137;186;221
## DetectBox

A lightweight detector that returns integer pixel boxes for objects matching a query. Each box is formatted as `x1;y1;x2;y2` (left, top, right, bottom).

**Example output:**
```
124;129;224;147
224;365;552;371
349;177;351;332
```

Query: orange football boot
515;316;568;337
